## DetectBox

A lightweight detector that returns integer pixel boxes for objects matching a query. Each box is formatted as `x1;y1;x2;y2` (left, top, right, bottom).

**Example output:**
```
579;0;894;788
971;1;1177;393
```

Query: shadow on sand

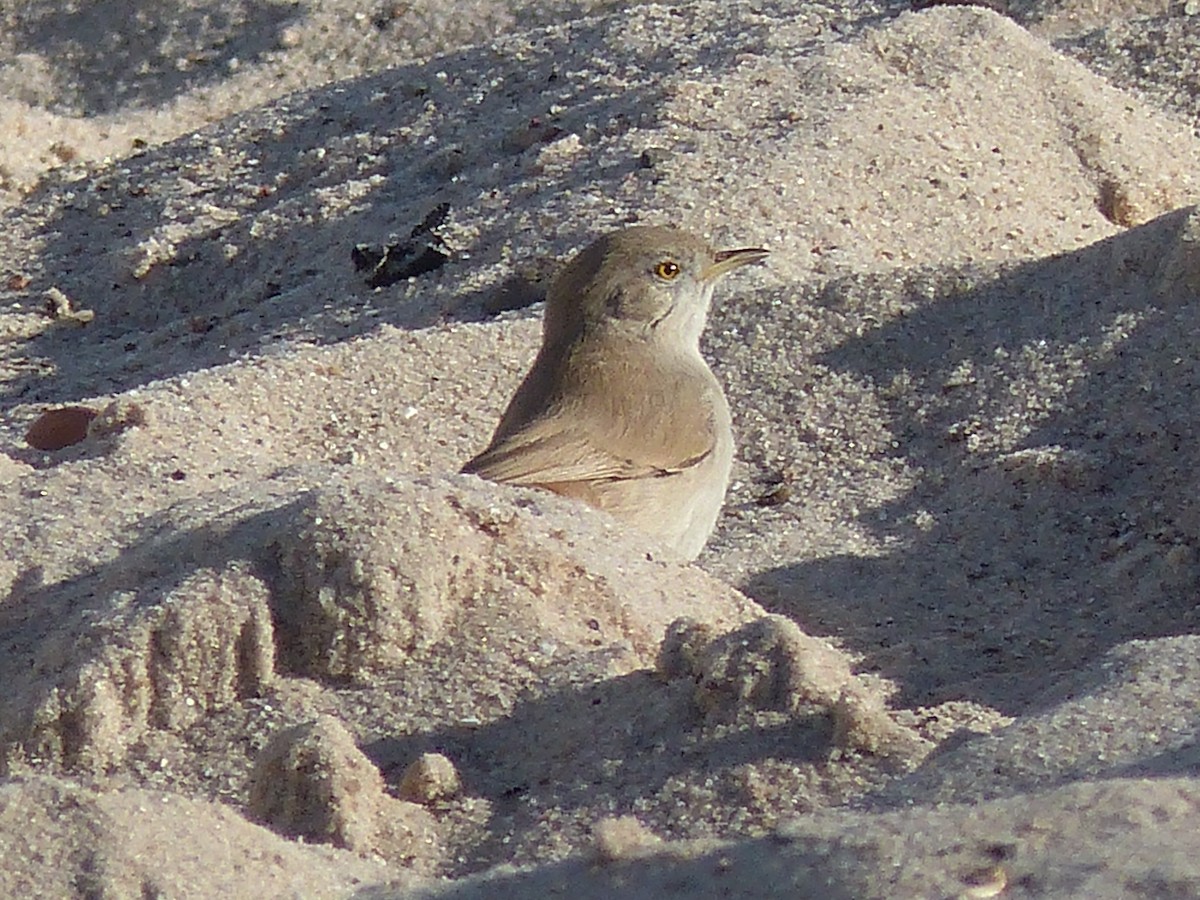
742;207;1200;713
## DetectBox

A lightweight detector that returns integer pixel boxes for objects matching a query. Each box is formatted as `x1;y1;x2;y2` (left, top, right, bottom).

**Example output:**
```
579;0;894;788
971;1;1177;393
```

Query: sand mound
0;775;397;898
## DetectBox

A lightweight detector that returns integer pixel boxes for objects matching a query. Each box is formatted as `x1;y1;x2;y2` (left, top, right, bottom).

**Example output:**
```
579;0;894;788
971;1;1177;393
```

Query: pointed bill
704;246;769;282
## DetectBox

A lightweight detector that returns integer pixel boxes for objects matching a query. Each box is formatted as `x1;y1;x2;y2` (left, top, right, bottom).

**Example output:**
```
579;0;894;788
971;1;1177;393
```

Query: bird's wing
462;358;719;488
462;416;705;487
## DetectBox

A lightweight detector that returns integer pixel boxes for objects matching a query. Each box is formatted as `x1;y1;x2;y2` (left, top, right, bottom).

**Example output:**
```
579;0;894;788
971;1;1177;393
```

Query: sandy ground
2;0;1200;896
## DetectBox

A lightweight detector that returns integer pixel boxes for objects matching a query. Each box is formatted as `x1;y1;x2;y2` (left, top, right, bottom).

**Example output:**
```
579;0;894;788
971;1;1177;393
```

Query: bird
462;224;768;560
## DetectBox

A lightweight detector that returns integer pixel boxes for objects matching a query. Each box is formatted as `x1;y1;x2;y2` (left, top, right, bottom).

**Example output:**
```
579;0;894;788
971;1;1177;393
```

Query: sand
2;0;1200;896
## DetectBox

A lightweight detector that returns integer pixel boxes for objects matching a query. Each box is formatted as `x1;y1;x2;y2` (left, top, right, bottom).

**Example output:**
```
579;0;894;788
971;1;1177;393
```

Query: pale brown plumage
463;225;767;560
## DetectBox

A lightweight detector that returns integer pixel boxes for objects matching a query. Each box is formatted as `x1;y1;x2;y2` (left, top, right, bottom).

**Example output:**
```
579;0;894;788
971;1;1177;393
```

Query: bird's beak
704;246;769;281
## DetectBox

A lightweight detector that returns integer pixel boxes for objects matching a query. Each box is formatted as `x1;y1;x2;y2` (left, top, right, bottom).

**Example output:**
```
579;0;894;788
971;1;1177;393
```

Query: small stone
278;24;304;48
1097;178;1140;228
756;483;792;507
48;142;79;163
397;752;462;804
638;147;670;169
25;406;98;451
43;286;73;318
591;815;663;863
43;287;95;325
959;865;1009;898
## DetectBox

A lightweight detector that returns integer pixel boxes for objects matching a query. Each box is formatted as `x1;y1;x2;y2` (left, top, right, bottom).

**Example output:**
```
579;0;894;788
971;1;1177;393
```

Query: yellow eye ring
655;260;681;280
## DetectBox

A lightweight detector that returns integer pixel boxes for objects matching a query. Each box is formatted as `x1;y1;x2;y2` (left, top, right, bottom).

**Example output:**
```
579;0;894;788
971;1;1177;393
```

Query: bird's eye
655;260;681;280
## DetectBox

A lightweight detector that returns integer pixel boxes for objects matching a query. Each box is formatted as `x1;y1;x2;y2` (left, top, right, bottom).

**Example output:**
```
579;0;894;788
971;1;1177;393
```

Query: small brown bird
462;225;767;560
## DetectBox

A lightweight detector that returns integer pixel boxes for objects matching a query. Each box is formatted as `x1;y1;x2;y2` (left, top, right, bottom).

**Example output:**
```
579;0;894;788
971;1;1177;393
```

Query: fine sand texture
3;0;1200;896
